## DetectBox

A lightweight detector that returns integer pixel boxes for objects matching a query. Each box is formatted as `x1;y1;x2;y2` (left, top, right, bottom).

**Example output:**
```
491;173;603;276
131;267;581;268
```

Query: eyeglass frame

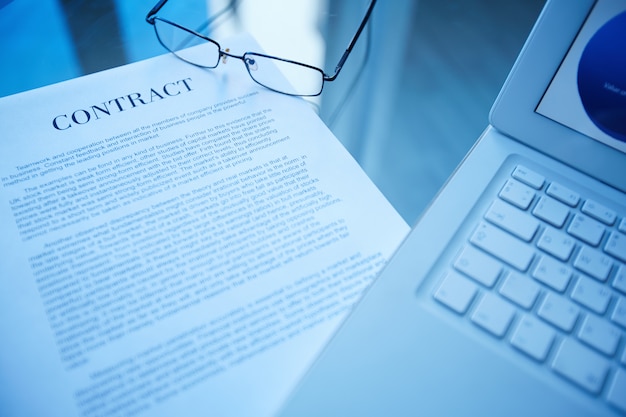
146;0;377;97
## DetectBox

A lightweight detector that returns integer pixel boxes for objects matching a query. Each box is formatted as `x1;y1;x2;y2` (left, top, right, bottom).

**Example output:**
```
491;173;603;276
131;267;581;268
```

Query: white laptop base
276;0;626;415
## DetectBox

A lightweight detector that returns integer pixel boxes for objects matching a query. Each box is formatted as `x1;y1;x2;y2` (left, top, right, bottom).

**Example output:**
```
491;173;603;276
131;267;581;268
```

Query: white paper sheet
0;34;409;417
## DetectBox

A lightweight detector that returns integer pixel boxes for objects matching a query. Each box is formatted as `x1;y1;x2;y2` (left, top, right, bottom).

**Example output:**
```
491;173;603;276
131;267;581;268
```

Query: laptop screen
536;0;626;154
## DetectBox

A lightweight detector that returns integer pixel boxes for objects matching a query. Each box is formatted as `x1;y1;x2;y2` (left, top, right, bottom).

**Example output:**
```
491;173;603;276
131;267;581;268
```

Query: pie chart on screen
577;10;626;143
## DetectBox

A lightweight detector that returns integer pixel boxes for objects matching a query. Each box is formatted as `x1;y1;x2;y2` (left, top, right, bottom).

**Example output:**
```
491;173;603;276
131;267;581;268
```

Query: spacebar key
470;222;534;271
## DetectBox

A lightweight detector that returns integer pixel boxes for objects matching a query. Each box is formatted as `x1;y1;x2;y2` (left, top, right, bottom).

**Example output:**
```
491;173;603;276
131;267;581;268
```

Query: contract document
0;35;409;417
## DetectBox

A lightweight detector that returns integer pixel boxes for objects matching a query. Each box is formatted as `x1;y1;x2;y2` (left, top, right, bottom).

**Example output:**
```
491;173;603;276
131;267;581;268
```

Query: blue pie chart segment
577;11;626;143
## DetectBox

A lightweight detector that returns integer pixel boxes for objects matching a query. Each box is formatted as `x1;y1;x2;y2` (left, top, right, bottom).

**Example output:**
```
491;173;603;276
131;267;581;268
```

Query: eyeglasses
146;0;376;97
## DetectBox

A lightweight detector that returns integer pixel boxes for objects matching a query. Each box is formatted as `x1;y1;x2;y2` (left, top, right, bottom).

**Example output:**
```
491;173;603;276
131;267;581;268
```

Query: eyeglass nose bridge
219;49;258;72
220;48;245;65
221;48;231;64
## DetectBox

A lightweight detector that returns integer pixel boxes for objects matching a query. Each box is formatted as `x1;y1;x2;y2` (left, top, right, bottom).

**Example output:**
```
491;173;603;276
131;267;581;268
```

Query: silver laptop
276;0;626;415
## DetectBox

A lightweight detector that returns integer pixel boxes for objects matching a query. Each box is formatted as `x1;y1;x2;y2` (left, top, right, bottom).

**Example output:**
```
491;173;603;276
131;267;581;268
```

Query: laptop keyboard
433;164;626;413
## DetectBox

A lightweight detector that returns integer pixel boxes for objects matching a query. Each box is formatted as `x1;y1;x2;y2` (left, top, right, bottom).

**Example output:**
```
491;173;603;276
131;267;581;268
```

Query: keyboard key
454;246;502;287
538;292;579;332
577;314;621;356
470;222;534;271
573;246;612;282
434;272;478;314
552;339;609;394
537;227;575;261
485;200;539;241
613;265;626;295
499;179;535;210
611;296;626;328
546;182;580;207
471;293;516;337
499;272;541;309
512;165;544;189
568;213;605;247
605;231;626;263
511;315;555;361
607;368;626;413
581;199;616;226
532;256;572;292
436;165;626;410
532;196;570;228
570;275;612;314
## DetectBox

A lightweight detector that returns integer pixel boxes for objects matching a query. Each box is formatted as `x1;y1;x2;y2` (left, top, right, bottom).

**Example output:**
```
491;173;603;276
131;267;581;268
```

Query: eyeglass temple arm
146;0;240;27
146;0;169;24
325;0;377;82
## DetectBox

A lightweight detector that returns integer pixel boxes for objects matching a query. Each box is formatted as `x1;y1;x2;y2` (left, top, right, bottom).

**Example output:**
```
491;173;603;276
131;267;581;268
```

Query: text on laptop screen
536;0;626;153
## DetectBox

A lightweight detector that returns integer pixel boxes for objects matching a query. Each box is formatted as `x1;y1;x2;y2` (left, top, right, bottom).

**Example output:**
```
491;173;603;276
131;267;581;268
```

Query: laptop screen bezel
489;0;626;194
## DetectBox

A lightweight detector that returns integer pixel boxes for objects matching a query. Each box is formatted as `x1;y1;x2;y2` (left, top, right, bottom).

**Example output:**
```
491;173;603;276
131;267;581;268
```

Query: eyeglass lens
153;18;325;96
154;18;221;68
243;54;325;96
